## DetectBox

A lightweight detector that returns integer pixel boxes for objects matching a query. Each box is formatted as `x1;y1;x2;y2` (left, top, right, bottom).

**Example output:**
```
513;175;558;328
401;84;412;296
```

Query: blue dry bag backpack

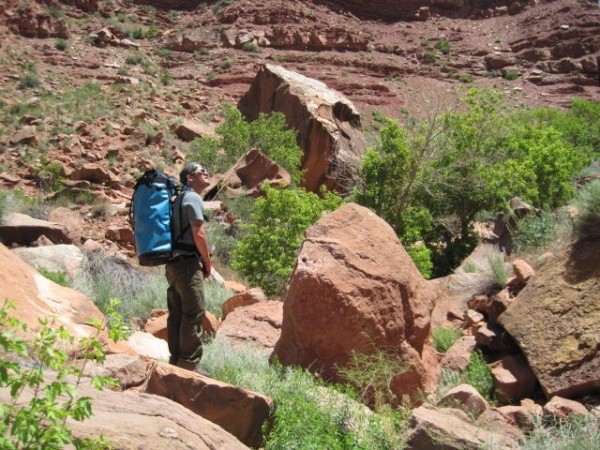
131;169;181;266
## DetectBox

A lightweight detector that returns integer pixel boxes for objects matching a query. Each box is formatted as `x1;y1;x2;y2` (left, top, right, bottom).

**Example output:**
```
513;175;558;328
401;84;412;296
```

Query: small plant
486;251;512;288
241;41;260;52
125;54;143;65
432;327;462;353
38;267;71;287
573;179;600;240
462;350;495;403
55;38;68;51
434;39;450;55
513;211;558;252
337;348;408;408
422;51;437;62
18;73;40;89
459;74;473;83
420;39;431;47
484;69;502;78
219;58;232;70
160;69;172;86
503;70;519;81
0;299;126;449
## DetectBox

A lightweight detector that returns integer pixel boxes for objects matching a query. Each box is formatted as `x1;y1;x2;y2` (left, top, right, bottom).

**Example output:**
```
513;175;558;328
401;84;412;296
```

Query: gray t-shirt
171;188;204;257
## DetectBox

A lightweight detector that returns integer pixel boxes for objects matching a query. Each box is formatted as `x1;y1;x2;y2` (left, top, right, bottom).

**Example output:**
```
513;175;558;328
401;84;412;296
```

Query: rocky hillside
0;0;599;254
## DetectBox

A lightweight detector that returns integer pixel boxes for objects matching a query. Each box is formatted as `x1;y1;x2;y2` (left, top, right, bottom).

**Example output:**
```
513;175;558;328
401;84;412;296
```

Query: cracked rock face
271;203;439;404
499;239;600;399
238;64;367;194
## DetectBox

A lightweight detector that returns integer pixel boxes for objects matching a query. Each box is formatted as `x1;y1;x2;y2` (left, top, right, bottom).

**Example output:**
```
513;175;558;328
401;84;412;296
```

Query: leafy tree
232;184;342;297
355;89;597;277
189;104;303;183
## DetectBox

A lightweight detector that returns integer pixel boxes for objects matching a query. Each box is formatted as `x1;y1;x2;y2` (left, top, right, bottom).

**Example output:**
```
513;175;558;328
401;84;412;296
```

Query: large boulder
405;404;521;450
238;64;367;194
0;242;102;337
270;203;438;403
143;360;272;448
0;212;72;246
11;244;84;281
0;372;250;450
499;240;600;399
208;149;291;199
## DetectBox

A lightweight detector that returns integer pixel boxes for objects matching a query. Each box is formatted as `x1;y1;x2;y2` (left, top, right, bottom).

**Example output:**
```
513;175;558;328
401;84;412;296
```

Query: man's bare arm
191;220;212;278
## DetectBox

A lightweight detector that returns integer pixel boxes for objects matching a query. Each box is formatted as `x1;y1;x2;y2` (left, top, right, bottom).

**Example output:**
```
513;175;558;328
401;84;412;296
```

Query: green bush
55;38;68;51
0;299;126;449
232;185;342;297
434;39;450;55
462;350;495;403
125;54;143;65
513;211;558;252
242;41;260;52
573;179;600;240
502;70;519;80
432;327;462;353
189;104;303;183
407;243;433;279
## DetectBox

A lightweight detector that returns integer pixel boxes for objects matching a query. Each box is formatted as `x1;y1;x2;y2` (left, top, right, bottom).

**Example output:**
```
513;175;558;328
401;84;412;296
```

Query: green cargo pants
165;255;205;371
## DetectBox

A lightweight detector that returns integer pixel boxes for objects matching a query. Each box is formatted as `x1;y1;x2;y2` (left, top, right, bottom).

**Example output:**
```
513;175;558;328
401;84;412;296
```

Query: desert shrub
242;41;260;52
435;39;450;55
486;251;512;288
337;348;408;408
232;185;342;297
512;211;558;252
37;268;71;287
125;54;143;65
502;70;519;80
0;299;126;449
462;350;495;403
423;51;437;62
522;414;600;450
573;179;600;240
18;73;40;90
432;327;462;353
201;337;406;450
55;38;68;51
72;251;166;321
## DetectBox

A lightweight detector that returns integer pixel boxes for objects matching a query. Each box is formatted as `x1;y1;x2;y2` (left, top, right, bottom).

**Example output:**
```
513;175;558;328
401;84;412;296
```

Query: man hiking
165;162;212;371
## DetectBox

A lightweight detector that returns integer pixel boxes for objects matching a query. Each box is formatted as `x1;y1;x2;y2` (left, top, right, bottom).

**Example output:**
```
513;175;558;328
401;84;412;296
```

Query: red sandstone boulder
212;149;291;198
222;287;267;318
271;203;438;404
0;242;102;338
217;300;283;352
238;64;367;193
